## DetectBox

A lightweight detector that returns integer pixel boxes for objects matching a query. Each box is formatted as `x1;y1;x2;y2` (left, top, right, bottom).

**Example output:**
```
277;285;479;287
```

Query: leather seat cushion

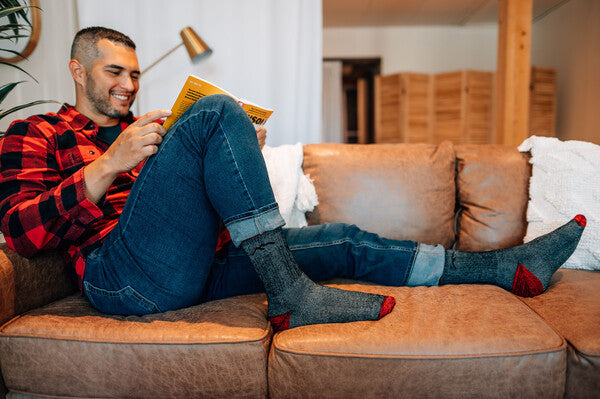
269;281;566;399
303;142;456;247
522;269;600;398
0;293;271;399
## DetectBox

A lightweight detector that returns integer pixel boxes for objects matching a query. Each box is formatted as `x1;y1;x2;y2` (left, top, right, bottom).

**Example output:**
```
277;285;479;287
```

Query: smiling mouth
111;92;131;102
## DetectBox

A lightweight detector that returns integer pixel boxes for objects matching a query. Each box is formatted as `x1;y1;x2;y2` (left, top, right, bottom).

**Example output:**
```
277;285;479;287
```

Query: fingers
103;111;169;174
133;109;172;127
121;133;160;161
138;122;167;137
256;127;267;150
142;144;159;157
121;122;166;142
139;132;163;146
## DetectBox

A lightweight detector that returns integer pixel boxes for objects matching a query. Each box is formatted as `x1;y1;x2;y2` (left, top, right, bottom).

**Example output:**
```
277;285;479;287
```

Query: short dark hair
70;26;136;66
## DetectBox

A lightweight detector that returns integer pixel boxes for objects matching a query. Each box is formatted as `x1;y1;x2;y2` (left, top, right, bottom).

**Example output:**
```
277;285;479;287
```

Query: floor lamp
136;26;212;114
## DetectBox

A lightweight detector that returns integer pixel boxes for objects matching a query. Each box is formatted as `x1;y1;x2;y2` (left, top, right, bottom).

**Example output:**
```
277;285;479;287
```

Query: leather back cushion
454;145;531;251
0;245;76;326
303;142;455;247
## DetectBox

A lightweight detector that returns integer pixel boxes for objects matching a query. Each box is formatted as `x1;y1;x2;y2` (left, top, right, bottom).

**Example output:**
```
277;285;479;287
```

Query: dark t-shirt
97;124;122;146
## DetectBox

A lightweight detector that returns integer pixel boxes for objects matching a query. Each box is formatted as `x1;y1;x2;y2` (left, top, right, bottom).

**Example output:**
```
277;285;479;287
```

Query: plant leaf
0;33;30;40
0;1;37;39
0;3;35;26
0;81;24;103
0;5;30;20
0;48;27;60
0;0;24;8
0;23;30;34
0;100;60;120
0;61;37;82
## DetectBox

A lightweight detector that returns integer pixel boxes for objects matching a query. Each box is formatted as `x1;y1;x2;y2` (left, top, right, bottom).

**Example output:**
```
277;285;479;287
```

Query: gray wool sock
441;215;586;296
240;228;395;331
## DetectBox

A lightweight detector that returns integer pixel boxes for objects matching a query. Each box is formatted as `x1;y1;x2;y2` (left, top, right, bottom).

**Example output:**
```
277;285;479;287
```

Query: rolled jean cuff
225;205;286;246
407;243;445;286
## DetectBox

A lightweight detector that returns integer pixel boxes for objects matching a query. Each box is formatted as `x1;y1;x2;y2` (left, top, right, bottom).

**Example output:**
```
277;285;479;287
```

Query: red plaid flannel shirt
0;104;231;289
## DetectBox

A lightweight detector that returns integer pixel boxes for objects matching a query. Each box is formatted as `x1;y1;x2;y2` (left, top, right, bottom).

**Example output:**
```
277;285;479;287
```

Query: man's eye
108;71;119;75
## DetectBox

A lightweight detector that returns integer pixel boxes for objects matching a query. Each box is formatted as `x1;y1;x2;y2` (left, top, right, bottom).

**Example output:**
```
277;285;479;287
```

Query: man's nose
121;75;136;92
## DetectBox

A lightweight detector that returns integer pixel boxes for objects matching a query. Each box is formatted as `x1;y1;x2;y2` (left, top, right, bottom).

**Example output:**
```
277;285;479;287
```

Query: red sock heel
511;263;544;297
378;296;396;319
269;313;290;332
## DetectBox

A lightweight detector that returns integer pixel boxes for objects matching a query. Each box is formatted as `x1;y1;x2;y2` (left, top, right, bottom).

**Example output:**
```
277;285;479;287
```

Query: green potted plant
1;0;57;137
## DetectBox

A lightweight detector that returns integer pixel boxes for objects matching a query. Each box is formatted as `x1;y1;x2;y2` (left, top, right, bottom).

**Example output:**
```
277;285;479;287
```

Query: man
0;27;586;332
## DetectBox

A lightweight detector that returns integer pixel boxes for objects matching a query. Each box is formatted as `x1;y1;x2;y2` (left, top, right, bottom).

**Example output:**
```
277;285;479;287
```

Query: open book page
163;75;274;130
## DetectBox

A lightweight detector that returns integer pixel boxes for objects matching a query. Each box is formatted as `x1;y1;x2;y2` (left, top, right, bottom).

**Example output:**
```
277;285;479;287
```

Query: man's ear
69;59;86;86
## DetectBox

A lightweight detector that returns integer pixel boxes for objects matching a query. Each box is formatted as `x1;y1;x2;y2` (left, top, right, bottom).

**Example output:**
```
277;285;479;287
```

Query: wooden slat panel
465;70;493;144
434;71;463;144
405;73;431;143
374;72;431;143
529;66;557;137
375;74;402;142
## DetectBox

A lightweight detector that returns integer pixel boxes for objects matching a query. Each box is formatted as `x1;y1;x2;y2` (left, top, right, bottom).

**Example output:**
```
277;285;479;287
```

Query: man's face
84;39;140;120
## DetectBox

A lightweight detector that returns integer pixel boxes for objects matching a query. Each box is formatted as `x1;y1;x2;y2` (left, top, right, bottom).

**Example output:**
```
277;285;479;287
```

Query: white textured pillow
262;143;318;228
518;136;600;271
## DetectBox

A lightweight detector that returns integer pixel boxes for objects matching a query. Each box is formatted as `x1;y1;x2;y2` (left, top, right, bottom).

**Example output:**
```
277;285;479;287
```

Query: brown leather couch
0;143;598;398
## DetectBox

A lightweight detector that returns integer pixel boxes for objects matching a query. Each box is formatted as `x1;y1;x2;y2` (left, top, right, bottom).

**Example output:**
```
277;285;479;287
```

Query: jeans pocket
83;282;160;316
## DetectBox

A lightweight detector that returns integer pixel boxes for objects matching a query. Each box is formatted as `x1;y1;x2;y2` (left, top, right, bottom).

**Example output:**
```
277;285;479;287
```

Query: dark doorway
324;58;381;143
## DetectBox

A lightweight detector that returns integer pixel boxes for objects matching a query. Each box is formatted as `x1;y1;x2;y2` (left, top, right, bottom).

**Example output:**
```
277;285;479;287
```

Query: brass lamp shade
180;27;212;63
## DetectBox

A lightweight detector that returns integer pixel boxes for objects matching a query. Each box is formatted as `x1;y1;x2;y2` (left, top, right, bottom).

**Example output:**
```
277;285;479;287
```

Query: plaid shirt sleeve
0;118;104;258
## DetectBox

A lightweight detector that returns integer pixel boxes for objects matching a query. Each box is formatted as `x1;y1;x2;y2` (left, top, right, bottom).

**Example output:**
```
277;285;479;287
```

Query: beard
85;75;134;119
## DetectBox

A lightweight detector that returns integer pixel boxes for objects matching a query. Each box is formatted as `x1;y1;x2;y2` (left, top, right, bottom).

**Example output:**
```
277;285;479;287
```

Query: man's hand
83;109;172;204
103;109;172;174
257;126;267;150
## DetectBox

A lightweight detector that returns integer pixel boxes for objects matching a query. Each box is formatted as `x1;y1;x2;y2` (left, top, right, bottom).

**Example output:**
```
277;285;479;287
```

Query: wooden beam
494;0;533;145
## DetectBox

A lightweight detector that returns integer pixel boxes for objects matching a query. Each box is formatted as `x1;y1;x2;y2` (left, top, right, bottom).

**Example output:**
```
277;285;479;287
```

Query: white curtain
321;60;343;142
76;0;323;146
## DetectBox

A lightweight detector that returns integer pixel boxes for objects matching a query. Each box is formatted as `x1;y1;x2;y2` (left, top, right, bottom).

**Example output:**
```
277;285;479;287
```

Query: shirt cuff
58;168;104;226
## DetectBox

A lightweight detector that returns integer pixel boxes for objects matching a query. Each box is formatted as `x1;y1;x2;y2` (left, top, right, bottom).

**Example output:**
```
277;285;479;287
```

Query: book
163;75;274;130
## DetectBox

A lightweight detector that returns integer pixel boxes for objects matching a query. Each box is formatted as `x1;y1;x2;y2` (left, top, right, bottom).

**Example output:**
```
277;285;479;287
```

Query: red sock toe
377;296;396;319
574;214;586;227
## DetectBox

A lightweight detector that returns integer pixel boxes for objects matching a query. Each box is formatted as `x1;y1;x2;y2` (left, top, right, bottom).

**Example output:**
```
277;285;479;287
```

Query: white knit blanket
518;136;600;270
262;143;319;228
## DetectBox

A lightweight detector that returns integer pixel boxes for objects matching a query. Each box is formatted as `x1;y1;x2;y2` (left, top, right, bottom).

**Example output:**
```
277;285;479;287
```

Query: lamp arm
141;42;184;76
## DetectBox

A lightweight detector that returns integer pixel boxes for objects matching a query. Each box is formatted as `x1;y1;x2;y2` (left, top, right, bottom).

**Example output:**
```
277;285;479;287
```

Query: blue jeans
82;95;444;316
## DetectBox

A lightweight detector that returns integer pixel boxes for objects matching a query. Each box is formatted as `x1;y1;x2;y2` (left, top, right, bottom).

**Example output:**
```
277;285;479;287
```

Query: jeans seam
222;202;280;225
218;118;256;209
406;242;419;282
118;120;178;232
84;281;161;313
288;237;416;252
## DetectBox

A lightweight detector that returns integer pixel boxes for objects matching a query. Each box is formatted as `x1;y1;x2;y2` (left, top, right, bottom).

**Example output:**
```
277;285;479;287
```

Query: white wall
323;24;498;74
532;0;600;144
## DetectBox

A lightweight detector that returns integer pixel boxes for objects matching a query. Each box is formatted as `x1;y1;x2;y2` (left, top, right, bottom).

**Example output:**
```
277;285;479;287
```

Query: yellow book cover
163;75;274;130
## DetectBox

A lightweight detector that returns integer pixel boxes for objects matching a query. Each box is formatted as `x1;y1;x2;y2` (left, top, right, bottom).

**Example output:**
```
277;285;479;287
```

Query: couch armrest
0;243;77;326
